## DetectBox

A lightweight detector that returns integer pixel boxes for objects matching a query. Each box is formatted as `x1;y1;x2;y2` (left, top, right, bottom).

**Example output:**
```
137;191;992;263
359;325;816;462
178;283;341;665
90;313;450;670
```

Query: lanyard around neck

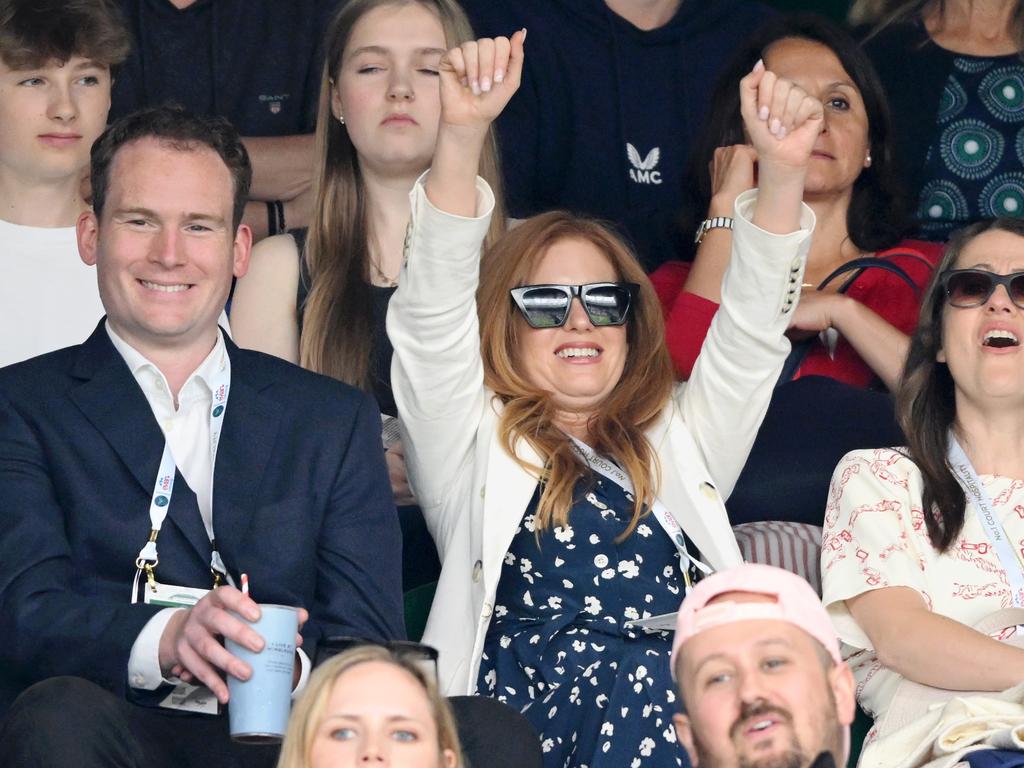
133;355;232;598
948;434;1024;607
569;437;713;591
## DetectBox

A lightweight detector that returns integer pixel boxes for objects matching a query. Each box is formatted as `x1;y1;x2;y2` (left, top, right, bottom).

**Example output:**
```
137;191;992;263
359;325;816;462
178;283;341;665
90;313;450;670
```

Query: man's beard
692;695;843;768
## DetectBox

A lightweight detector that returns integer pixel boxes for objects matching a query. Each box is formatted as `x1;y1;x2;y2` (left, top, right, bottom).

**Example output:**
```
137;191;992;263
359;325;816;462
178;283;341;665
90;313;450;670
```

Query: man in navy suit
0;105;403;767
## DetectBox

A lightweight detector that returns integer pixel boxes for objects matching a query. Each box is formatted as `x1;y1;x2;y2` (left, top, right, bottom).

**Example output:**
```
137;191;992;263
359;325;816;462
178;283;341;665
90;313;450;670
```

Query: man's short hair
0;0;131;70
90;105;253;232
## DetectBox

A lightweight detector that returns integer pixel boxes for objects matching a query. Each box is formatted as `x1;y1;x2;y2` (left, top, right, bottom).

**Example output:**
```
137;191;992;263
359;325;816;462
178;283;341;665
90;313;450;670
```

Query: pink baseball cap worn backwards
670;563;842;677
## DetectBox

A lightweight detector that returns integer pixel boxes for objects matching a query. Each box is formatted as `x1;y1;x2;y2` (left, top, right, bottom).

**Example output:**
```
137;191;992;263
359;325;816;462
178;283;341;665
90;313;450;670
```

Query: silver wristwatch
693;216;734;245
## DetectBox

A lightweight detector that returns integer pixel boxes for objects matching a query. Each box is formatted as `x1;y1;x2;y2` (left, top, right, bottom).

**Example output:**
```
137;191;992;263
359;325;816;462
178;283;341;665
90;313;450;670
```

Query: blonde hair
852;0;1024;50
277;645;463;768
476;212;675;538
300;0;507;387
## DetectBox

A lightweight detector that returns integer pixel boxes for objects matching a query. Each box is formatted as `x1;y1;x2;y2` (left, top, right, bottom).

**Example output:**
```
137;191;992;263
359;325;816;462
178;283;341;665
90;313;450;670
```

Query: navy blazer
0;322;404;714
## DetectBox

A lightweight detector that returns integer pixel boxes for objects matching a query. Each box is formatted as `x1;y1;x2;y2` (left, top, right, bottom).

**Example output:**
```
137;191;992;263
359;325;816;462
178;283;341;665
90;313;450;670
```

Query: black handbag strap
776;251;928;386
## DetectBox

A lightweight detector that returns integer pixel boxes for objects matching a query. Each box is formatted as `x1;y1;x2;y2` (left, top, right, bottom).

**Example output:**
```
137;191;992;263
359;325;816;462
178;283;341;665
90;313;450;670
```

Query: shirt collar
106;322;228;404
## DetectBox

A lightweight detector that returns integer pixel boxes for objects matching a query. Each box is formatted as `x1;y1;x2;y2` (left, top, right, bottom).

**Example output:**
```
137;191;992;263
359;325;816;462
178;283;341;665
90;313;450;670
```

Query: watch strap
694;216;735;245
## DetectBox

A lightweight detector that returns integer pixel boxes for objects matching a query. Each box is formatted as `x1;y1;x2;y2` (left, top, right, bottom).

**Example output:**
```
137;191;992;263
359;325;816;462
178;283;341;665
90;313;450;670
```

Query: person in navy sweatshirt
459;0;776;271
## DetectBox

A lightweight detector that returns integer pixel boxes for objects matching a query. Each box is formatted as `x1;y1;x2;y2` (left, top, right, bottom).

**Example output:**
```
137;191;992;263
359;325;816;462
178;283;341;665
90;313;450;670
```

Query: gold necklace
370;258;398;288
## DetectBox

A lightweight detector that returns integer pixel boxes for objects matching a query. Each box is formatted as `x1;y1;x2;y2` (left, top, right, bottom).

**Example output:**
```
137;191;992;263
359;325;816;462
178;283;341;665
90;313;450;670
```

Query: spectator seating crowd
4;0;1024;766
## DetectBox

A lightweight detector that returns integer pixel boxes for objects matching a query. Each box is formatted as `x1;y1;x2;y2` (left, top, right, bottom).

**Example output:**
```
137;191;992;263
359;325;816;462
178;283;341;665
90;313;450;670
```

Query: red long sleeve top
650;240;945;387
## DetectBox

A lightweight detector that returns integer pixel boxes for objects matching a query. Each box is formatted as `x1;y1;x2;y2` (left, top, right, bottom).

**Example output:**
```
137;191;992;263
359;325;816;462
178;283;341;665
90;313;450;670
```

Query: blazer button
481;601;493;619
472;559;483;582
479;485;486;499
699;481;719;501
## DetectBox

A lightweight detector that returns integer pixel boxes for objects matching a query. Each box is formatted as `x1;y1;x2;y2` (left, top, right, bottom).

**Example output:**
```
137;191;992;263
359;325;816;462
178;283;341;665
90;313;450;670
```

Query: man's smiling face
674;594;854;768
78;136;250;355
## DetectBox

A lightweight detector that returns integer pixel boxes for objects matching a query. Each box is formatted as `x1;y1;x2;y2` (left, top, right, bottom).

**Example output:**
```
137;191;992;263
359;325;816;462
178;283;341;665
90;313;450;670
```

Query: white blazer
388;178;815;695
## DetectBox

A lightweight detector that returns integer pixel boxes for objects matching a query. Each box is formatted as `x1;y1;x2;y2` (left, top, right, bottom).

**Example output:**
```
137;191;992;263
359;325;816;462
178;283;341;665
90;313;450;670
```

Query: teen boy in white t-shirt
0;0;130;366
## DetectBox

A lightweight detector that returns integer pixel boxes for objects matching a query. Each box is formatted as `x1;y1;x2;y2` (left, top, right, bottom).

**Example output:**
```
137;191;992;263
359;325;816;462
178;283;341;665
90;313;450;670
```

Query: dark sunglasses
509;282;639;329
941;268;1024;309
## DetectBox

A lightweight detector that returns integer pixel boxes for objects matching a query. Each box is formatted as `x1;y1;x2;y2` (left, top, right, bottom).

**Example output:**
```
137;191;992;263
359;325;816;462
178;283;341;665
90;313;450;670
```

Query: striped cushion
732;521;824;595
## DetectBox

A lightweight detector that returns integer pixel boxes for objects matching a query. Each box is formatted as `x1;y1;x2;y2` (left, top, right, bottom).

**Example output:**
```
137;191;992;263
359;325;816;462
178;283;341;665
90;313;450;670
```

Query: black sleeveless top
292;229;398;417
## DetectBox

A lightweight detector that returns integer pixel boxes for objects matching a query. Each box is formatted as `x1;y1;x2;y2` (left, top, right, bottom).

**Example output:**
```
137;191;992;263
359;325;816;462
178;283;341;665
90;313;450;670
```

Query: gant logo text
627;143;662;185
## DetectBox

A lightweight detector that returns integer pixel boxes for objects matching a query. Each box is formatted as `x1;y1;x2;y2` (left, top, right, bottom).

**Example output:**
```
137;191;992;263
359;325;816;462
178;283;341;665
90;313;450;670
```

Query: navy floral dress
476;474;692;768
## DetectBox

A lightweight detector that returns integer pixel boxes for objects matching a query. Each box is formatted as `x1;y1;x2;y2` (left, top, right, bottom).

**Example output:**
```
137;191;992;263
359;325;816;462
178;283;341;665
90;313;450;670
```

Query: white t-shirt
0;218;103;367
822;447;1024;732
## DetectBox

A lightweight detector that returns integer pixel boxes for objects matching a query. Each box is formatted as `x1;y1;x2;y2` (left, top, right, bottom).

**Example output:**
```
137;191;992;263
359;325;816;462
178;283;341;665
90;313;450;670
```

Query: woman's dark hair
90;105;252;232
679;14;907;260
0;0;131;69
897;217;1024;551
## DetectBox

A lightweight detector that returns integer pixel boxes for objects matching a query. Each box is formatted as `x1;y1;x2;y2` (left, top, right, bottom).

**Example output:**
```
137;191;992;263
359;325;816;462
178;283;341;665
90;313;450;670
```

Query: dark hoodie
461;0;776;271
110;0;338;136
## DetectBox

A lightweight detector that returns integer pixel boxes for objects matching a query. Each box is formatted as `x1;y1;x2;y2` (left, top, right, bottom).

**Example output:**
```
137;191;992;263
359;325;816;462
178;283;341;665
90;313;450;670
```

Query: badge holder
133;540;229;715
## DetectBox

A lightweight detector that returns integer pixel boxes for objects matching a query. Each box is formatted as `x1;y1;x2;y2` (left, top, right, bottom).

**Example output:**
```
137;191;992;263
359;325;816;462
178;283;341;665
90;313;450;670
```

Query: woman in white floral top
822;217;1024;758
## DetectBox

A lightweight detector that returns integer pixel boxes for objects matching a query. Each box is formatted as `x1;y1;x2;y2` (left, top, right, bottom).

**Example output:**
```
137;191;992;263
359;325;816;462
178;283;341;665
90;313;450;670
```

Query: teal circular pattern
955;56;993;75
980;173;1024;217
918;179;969;223
981;67;1024;122
939;119;1004;179
938;76;968;124
1015;126;1024;165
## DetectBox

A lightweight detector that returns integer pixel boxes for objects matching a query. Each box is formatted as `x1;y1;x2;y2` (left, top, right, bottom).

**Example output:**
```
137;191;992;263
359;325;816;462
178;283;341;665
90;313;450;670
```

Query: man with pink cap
671;563;856;768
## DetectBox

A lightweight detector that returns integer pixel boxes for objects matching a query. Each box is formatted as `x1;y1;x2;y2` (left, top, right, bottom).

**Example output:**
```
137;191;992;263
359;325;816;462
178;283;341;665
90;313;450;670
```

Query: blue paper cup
225;603;298;743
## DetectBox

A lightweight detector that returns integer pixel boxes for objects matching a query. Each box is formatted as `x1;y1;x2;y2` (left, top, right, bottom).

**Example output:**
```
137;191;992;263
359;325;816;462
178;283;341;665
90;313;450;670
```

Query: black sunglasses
509;282;639;329
941;268;1024;309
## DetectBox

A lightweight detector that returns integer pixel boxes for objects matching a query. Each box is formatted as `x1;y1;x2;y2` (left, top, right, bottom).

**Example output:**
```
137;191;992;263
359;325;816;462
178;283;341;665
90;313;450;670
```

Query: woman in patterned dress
821;218;1024;766
389;31;821;768
854;0;1024;240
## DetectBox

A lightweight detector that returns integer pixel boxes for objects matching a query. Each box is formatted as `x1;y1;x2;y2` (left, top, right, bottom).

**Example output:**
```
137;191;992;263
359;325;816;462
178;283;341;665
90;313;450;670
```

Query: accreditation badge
143;580;220;715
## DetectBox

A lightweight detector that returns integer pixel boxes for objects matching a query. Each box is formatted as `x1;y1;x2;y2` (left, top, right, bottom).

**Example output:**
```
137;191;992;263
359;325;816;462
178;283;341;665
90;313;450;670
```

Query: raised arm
682;144;758;304
388;33;524;538
425;31;526;216
681;61;821;497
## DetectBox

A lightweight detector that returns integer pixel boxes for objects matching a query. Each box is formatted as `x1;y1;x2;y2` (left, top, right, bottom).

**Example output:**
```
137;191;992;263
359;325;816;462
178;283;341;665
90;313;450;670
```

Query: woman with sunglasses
822;218;1024;766
389;30;820;768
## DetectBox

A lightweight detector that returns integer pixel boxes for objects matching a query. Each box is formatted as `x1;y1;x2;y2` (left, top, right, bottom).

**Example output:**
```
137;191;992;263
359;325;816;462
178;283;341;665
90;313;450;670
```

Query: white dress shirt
107;325;309;694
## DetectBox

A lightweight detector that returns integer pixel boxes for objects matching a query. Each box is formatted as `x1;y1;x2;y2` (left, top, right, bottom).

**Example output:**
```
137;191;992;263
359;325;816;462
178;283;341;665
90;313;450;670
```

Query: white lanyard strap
948;434;1024;607
134;358;232;590
570;437;713;585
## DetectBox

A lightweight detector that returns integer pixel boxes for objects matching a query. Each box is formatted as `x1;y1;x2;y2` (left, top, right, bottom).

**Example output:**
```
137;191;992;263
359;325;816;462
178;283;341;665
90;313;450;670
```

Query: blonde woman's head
277;645;461;768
